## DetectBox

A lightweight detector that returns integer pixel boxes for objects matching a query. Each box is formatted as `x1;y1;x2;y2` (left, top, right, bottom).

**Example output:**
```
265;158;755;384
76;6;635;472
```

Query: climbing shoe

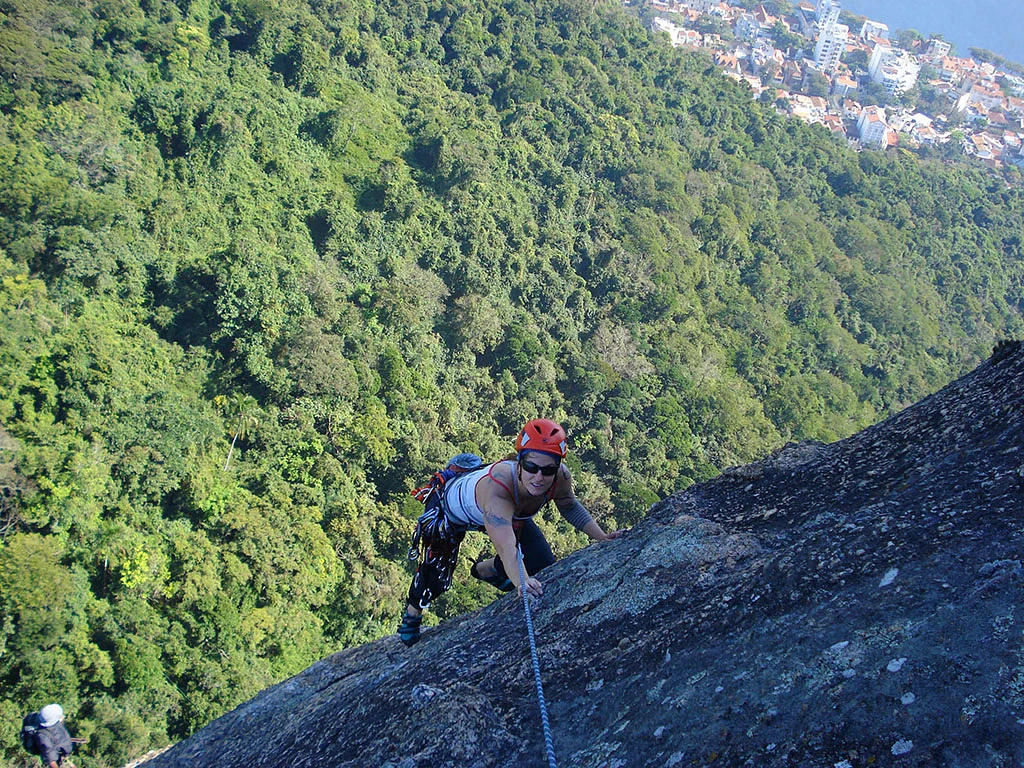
398;612;422;647
471;561;515;593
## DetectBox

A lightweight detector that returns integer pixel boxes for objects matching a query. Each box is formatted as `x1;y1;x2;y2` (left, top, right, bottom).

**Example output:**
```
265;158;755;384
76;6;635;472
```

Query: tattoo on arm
484;511;513;527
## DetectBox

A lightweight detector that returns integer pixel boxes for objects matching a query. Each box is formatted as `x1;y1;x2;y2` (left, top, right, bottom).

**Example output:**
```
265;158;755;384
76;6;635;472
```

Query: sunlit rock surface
143;341;1024;768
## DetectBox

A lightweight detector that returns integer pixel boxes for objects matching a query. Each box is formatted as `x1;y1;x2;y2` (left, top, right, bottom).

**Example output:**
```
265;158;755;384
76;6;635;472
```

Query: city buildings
645;0;1024;170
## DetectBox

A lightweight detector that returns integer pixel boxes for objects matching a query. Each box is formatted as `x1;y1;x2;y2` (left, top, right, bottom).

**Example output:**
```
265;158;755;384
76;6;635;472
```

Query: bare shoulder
480;462;515;506
483;461;515;494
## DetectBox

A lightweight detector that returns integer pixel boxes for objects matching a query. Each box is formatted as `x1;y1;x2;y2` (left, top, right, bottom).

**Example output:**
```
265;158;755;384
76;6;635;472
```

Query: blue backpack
20;712;42;755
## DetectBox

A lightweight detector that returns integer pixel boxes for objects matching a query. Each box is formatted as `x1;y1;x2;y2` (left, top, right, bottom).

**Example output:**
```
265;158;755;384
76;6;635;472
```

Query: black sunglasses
520;459;560;476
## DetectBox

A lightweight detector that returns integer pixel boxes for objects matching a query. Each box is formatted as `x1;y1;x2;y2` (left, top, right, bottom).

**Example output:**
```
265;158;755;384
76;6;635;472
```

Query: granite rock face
144;342;1024;768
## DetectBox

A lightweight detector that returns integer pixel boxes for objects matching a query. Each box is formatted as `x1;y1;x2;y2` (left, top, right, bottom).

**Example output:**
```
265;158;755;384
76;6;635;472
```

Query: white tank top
441;462;496;530
442;460;537;530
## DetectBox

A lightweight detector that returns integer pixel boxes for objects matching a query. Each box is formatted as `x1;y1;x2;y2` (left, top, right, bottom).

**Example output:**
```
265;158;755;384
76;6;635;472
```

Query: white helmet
39;704;64;727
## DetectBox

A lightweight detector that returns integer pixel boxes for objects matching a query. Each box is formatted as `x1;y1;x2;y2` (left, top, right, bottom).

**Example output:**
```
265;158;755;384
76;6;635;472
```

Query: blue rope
516;544;558;768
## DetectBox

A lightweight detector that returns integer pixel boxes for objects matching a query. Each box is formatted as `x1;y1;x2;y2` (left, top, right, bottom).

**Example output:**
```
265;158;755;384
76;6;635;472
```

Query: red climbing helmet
515;418;568;459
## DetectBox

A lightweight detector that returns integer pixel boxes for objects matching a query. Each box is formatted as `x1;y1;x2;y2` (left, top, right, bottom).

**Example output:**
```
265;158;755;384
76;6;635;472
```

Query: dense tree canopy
1;0;1022;763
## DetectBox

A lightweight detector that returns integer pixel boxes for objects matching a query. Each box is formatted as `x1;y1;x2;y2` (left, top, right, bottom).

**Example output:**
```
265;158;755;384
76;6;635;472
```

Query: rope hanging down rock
516;543;558;768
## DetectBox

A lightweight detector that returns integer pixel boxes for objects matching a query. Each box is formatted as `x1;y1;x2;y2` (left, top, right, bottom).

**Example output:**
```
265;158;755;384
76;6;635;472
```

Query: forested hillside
0;0;1021;763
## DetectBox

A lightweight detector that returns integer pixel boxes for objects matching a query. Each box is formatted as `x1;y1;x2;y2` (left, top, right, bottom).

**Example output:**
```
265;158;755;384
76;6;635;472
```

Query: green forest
0;0;1021;762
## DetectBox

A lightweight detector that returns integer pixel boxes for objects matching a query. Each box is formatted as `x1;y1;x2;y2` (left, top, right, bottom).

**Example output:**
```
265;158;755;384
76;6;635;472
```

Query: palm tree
214;393;259;470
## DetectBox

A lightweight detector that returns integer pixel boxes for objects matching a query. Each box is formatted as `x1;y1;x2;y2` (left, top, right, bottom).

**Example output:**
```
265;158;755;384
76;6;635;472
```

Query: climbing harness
516;543;557;768
407;454;482;562
404;454;484;611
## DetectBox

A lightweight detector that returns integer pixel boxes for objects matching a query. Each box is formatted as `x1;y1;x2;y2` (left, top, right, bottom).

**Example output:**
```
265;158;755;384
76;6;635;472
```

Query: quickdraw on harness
407;453;482;562
406;454;483;608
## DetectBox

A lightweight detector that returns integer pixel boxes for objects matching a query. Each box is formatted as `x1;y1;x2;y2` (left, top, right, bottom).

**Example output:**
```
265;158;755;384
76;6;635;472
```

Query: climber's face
518;453;559;496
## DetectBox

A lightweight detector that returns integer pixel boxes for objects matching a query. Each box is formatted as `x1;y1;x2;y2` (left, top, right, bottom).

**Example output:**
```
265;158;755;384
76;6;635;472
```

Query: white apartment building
857;105;888;149
868;45;921;96
735;12;762;42
926;39;952;58
815;24;848;72
814;0;839;21
1001;74;1024;97
651;17;701;48
859;20;889;40
813;1;846;72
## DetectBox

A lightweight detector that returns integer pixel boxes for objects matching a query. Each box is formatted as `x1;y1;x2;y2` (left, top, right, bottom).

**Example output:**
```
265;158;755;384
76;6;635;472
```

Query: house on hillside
968;80;1008;111
963;132;1005;166
751;43;785;76
651;17;701;48
842;98;862;121
955;94;993;125
831;71;858;97
926;78;959;105
715;50;742;74
703;32;724;50
708;2;737;24
780;59;805;89
913;123;943;146
893;112;944;147
788;93;829;125
1001;74;1024;95
680;27;703;46
822;113;846;136
936;56;965;85
1004;133;1024;167
857;104;888;149
988;111;1010;130
735;12;762;42
681;8;703;25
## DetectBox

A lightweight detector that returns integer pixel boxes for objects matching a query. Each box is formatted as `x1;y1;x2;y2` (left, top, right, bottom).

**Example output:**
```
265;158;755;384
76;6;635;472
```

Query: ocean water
840;0;1024;66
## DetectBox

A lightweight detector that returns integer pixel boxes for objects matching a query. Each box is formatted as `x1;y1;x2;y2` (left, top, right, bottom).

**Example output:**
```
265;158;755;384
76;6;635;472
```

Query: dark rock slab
143;341;1024;768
